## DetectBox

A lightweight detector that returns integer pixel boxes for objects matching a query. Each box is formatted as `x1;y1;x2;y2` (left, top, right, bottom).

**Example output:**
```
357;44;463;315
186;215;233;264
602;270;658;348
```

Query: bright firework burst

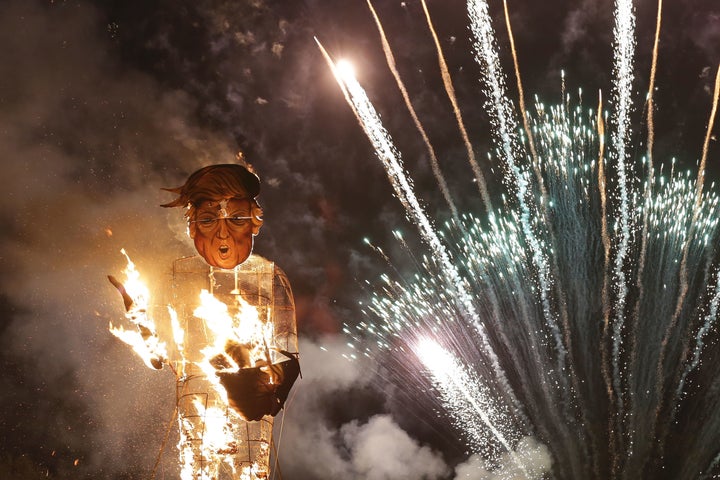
324;1;720;479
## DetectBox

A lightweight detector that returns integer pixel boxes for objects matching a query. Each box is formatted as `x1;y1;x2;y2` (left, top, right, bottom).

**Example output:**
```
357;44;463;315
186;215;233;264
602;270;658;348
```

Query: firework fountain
322;0;720;478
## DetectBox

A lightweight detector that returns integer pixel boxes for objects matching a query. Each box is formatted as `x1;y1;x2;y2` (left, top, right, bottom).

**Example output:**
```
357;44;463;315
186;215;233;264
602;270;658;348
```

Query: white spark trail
417;339;533;479
324;52;528;425
466;0;566;377
626;1;663;466
466;5;588;476
674;269;720;403
608;0;637;463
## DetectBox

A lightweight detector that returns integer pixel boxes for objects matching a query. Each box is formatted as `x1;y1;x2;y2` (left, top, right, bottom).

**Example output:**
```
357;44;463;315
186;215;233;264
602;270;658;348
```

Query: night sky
1;0;719;478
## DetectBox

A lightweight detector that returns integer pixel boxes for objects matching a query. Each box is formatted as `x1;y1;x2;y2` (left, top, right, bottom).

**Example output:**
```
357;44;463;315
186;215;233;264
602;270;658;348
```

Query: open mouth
219;245;229;255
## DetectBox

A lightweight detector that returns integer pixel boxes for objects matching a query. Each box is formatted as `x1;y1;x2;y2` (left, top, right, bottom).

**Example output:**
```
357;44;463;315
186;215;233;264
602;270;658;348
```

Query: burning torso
161;254;297;480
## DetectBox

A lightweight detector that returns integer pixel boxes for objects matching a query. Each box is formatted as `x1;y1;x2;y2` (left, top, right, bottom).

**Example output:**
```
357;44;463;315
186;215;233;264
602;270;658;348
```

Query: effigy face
189;197;260;269
160;163;264;269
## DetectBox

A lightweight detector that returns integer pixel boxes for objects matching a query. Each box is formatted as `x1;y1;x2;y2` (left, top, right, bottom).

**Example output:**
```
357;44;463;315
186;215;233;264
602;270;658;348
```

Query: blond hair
162;164;261;220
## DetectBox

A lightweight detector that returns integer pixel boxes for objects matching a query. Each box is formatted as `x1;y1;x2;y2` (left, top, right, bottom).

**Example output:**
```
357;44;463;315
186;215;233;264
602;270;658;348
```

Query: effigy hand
107;275;135;312
216;350;301;421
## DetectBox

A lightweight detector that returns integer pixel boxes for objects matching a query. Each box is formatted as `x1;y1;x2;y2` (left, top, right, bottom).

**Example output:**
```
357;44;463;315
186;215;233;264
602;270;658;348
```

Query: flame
173;287;276;479
109;250;280;478
194;289;275;372
109;249;167;369
178;400;242;479
177;392;270;480
169;306;184;351
118;248;149;311
108;323;167;369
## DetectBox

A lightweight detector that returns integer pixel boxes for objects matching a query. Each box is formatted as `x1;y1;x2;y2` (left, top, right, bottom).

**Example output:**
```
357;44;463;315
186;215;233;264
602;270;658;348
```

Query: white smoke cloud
276;339;553;480
342;414;449;480
685;8;720;66
275;337;450;479
559;0;605;54
452;436;552;480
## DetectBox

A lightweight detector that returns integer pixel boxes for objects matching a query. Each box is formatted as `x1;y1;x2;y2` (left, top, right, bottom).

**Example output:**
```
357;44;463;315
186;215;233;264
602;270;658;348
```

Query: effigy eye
195;216;218;229
229;217;249;227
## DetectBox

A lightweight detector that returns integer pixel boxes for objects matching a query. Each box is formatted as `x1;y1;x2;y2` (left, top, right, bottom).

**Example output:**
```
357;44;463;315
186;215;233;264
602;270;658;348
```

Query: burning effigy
108;163;299;480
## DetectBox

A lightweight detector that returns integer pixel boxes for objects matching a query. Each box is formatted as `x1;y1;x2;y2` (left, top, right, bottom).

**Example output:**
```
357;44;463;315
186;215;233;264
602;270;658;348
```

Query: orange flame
109;249;167;369
173;288;275;479
110;250;276;478
194;289;275;376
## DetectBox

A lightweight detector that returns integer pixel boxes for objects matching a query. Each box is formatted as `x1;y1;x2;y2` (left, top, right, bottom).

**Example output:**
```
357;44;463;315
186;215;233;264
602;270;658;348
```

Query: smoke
276;337;449;480
452;437;552;480
341;415;449;480
0;1;239;476
276;338;553;479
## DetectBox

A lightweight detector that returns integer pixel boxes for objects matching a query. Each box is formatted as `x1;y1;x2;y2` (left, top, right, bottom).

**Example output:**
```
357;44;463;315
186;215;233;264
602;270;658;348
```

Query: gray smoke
452;437;552;480
275;337;449;480
0;1;238;476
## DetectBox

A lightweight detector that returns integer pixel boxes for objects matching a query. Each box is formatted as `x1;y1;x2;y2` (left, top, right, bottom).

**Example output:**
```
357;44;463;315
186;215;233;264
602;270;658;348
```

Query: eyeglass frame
188;214;255;231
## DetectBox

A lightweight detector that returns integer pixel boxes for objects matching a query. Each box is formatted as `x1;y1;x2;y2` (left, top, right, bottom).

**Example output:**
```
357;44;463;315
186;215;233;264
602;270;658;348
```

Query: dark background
1;0;719;478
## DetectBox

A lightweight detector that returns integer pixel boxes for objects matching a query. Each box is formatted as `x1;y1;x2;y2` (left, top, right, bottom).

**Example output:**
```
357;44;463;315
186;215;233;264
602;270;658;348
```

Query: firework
325;1;720;478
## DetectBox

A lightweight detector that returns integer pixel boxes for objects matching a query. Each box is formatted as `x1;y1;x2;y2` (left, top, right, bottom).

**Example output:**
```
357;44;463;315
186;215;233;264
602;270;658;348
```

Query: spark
325;1;720;478
415;338;529;477
606;0;637;469
335;59;355;80
323;51;528;424
366;0;461;218
467;0;568;389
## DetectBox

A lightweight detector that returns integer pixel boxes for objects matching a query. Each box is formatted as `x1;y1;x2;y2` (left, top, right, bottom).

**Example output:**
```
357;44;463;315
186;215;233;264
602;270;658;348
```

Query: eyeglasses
190;215;254;231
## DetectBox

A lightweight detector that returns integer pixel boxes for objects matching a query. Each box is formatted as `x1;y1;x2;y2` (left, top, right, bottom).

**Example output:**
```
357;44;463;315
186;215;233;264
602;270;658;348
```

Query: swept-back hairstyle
161;164;261;219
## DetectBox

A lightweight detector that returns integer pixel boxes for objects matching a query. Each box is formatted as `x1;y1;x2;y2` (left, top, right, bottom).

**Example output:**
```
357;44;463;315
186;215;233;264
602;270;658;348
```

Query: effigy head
162;163;263;269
